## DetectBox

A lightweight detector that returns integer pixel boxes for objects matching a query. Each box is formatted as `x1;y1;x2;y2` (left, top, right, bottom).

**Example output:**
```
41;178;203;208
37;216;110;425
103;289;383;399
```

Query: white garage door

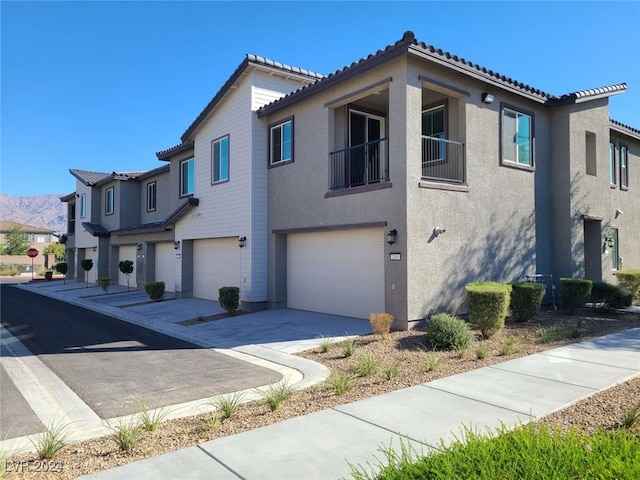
193;238;240;301
118;246;137;287
83;248;97;285
155;243;176;292
287;228;385;319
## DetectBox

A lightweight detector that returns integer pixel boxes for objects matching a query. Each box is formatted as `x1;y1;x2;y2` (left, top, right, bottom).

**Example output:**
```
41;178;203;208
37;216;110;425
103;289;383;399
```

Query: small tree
99;277;111;294
219;286;240;315
54;262;68;284
44;243;66;261
1;226;30;255
118;260;134;291
80;259;94;287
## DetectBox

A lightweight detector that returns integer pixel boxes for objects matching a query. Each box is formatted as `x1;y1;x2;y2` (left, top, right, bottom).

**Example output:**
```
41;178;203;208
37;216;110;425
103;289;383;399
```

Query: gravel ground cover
6;307;639;479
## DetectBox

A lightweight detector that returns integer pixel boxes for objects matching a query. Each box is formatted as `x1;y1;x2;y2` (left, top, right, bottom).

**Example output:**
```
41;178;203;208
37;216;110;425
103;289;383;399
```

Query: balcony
329;138;389;190
421;136;466;184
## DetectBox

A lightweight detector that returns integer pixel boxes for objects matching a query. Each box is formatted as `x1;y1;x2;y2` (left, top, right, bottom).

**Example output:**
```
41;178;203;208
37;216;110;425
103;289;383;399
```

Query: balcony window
329;110;389;190
422;105;445;162
212;135;229;183
270;118;293;166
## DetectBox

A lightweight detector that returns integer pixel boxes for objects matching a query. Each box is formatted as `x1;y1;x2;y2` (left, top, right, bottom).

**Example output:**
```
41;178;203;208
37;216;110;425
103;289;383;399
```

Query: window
36;235;45;243
501;105;533;167
422;105;446;162
610;228;619;271
270;118;293;165
609;142;617;186
105;187;114;215
180;158;195;196
211;135;229;183
620;144;629;189
147;182;156;211
80;193;86;218
585;131;596;176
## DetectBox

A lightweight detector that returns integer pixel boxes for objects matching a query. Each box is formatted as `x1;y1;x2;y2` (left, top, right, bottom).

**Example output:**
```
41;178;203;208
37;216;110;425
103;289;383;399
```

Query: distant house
0;220;57;270
60;31;639;328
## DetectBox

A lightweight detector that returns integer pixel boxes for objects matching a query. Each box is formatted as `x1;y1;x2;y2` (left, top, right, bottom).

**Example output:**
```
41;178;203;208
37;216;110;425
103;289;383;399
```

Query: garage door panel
287;228;384;319
84;248;97;285
193;239;240;301
155;243;175;292
118;246;137;287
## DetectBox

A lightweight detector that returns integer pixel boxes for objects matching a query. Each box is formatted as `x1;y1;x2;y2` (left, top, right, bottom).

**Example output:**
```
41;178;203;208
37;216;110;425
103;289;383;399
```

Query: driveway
0;286;281;423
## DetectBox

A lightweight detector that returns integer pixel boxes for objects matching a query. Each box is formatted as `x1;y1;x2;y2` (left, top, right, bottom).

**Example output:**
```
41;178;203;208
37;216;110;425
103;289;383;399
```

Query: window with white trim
501;105;532;167
105;187;114;215
212;135;229;183
620;144;629;189
609;142;616;186
180;158;195;196
80;193;87;218
147;181;156;212
610;228;619;271
270;119;293;165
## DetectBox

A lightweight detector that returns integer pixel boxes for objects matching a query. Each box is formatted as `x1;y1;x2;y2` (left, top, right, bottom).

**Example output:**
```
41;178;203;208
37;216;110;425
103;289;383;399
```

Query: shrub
80;259;93;287
0;263;21;276
134;400;171;433
615;269;640;297
54;262;68;284
342;338;356;357
510;282;546;322
354;355;380;377
475;344;488;360
608;287;634;310
108;418;145;452
30;418;70;459
466;282;510;338
219;286;240;315
318;335;334;353
425;313;472;350
328;372;351;395
259;382;294;412
560;278;592;313
591;281;620;305
369;313;394;340
144;281;165;301
211;392;244;420
99;277;111;294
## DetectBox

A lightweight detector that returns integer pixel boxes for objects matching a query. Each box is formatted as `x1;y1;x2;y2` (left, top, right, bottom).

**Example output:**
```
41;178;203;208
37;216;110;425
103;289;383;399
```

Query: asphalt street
0;286;281;420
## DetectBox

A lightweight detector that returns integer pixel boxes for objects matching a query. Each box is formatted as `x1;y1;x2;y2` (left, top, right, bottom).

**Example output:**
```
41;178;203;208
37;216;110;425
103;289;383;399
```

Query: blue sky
2;1;639;196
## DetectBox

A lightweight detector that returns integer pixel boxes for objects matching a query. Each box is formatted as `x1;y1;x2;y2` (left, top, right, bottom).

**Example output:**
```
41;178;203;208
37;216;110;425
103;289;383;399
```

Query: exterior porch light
434;227;446;237
604;236;614;248
387;229;397;245
92;246;97;252
137;243;142;251
174;241;180;250
238;236;247;248
481;92;494;104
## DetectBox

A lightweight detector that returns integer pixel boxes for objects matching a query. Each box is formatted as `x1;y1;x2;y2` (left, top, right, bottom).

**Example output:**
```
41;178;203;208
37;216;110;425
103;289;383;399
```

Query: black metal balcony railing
329;138;389;190
422;136;466;184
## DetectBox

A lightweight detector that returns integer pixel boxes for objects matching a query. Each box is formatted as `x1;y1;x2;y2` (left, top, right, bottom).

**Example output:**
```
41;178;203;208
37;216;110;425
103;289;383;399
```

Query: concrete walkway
6;280;640;479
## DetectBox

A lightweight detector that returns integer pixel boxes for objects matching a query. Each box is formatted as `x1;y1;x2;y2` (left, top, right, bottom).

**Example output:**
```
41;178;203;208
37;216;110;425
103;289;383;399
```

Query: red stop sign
27;248;39;258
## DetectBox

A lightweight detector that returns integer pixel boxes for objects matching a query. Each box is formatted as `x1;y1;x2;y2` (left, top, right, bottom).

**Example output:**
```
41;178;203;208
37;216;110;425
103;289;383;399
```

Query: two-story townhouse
61;165;197;288
154;55;323;309
258;31;639;329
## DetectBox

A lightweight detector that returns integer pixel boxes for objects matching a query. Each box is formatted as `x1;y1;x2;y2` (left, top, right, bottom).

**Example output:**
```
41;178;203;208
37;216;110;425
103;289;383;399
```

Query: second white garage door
193;238;240;301
287;228;384;319
155;243;176;292
118;246;137;287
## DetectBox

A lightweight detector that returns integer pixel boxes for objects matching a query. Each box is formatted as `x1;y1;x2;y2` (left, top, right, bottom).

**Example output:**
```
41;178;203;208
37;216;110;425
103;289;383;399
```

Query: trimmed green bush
615;269;640;297
99;277;111;294
560;278;592;313
80;259;94;287
466;282;510;338
425;313;472;350
219;286;240;315
591;281;634;309
118;260;135;292
144;281;165;301
510;282;546;322
0;264;21;276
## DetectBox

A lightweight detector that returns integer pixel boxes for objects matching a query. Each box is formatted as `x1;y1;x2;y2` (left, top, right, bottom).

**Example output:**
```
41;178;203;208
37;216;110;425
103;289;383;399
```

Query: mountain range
0;194;67;234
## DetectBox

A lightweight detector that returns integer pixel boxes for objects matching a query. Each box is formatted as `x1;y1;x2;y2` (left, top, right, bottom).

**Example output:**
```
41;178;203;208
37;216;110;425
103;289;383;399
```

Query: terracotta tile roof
610;118;640;140
258;30;630;117
180;54;323;142
81;222;111;237
0;220;54;234
156;141;194;161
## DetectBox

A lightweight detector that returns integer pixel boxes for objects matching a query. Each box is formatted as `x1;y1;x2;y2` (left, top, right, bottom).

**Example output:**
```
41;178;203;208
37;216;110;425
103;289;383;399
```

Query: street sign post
27;248;38;281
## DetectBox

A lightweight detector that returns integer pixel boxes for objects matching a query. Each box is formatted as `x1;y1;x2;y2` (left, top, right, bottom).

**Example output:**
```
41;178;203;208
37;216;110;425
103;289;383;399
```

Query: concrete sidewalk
78;327;640;479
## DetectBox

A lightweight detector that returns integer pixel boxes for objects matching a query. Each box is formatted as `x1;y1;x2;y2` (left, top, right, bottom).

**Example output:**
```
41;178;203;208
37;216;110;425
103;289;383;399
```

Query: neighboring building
0;220;57;271
61;31;639;328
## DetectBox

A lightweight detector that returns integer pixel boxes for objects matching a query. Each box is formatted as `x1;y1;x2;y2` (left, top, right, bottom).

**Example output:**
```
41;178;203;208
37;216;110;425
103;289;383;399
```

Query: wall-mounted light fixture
604;235;614;248
615;208;624;218
238;236;247;248
433;227;446;237
137;243;142;251
481;92;494;104
75;193;80;198
174;241;180;250
92;246;97;252
387;229;397;245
